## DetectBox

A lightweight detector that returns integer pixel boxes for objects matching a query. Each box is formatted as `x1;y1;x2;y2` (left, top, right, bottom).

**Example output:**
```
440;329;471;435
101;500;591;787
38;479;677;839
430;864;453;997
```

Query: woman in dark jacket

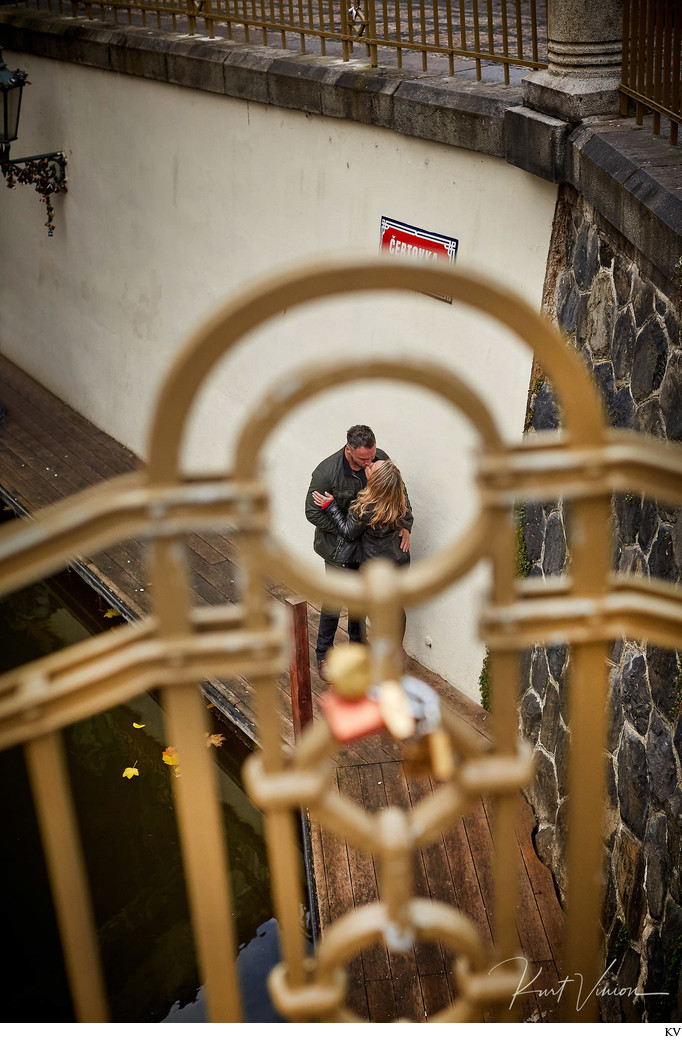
312;458;411;564
312;459;411;639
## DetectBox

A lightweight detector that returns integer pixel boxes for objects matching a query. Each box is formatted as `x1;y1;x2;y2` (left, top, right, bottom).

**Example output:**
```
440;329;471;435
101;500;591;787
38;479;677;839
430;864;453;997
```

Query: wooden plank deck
0;352;565;1022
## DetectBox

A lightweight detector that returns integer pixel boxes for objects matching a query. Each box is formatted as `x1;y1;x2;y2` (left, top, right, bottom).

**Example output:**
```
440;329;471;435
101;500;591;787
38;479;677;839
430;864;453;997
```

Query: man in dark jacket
305;424;411;675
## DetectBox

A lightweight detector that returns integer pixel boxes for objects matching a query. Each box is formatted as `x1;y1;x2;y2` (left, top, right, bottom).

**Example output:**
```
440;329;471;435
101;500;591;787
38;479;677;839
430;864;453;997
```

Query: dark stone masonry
521;186;682;1022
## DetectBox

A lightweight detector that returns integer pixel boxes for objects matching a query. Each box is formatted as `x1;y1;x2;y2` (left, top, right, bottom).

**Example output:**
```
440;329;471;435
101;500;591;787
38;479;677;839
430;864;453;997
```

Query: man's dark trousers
316;561;365;661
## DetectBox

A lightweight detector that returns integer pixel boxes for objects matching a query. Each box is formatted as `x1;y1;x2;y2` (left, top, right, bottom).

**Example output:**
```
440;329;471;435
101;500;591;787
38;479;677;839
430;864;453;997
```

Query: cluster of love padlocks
322;643;455;779
2;156;67;236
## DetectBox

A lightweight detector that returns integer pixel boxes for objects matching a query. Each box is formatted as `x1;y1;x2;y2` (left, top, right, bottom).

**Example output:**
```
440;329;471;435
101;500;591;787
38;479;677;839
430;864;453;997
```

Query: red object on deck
321;690;385;743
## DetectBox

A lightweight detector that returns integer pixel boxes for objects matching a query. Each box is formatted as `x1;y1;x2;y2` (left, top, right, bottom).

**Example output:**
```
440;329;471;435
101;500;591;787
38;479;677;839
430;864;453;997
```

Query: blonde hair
351;460;407;530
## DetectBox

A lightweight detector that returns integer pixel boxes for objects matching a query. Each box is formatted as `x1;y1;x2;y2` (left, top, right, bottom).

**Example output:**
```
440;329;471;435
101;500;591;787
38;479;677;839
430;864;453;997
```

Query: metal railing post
367;0;378;65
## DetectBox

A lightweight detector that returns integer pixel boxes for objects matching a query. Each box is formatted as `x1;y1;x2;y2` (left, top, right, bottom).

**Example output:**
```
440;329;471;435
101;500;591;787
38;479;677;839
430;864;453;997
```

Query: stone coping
1;8;681;288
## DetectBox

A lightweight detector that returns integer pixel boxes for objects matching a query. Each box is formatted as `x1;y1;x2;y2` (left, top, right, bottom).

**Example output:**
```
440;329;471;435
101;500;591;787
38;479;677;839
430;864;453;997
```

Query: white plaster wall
0;52;558;699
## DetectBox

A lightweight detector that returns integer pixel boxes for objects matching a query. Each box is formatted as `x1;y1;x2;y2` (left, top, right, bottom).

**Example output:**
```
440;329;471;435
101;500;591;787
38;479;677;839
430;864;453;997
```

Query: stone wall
520;185;682;1022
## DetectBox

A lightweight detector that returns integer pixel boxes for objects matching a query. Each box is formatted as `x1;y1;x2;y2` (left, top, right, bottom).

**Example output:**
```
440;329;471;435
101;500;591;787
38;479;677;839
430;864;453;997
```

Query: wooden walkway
0;352;564;1022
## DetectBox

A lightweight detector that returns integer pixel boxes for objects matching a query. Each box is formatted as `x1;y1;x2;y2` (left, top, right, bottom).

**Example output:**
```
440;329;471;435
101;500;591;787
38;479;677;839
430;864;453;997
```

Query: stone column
523;0;624;121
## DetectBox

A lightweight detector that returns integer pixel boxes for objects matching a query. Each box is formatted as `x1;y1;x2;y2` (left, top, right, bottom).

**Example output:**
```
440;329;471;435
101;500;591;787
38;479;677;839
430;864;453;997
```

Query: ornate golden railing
26;0;547;77
1;259;681;1022
621;0;682;145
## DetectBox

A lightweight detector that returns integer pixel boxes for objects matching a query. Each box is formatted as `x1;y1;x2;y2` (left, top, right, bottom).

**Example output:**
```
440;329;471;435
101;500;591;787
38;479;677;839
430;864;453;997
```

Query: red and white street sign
379;216;459;265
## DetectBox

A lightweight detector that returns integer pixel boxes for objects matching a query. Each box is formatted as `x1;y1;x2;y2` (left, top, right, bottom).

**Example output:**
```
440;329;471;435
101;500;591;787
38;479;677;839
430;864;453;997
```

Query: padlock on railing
320;644;455;780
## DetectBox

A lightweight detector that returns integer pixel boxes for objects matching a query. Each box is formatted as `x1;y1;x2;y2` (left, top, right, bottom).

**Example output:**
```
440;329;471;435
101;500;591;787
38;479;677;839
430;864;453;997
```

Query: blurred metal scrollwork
1;260;680;1023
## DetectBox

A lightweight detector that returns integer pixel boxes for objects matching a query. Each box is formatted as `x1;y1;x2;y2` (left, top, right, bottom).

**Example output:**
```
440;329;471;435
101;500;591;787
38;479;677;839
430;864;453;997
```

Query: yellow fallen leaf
173;766;182;778
206;733;225;748
163;746;179;766
132;722;145;729
104;608;120;619
122;763;139;780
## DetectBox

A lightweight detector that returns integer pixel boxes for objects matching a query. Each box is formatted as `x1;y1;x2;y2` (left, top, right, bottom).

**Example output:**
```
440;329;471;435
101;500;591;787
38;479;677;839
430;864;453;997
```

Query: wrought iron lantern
0;46;25;155
0;45;67;234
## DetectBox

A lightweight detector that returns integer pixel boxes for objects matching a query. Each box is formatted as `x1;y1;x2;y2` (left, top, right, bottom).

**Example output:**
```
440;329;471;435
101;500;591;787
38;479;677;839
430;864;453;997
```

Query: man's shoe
316;657;328;681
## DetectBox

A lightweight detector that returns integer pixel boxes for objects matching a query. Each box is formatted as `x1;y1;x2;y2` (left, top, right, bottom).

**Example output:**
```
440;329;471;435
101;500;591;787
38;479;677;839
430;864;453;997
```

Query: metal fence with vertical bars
25;0;548;78
621;0;682;144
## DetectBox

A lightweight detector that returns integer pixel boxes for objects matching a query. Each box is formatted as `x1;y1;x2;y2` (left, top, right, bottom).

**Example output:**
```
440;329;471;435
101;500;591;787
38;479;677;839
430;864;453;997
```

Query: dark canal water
0;556;289;1023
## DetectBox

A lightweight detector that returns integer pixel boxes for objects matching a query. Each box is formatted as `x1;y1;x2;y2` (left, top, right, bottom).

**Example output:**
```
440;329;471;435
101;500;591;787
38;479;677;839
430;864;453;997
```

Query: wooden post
287;597;313;737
